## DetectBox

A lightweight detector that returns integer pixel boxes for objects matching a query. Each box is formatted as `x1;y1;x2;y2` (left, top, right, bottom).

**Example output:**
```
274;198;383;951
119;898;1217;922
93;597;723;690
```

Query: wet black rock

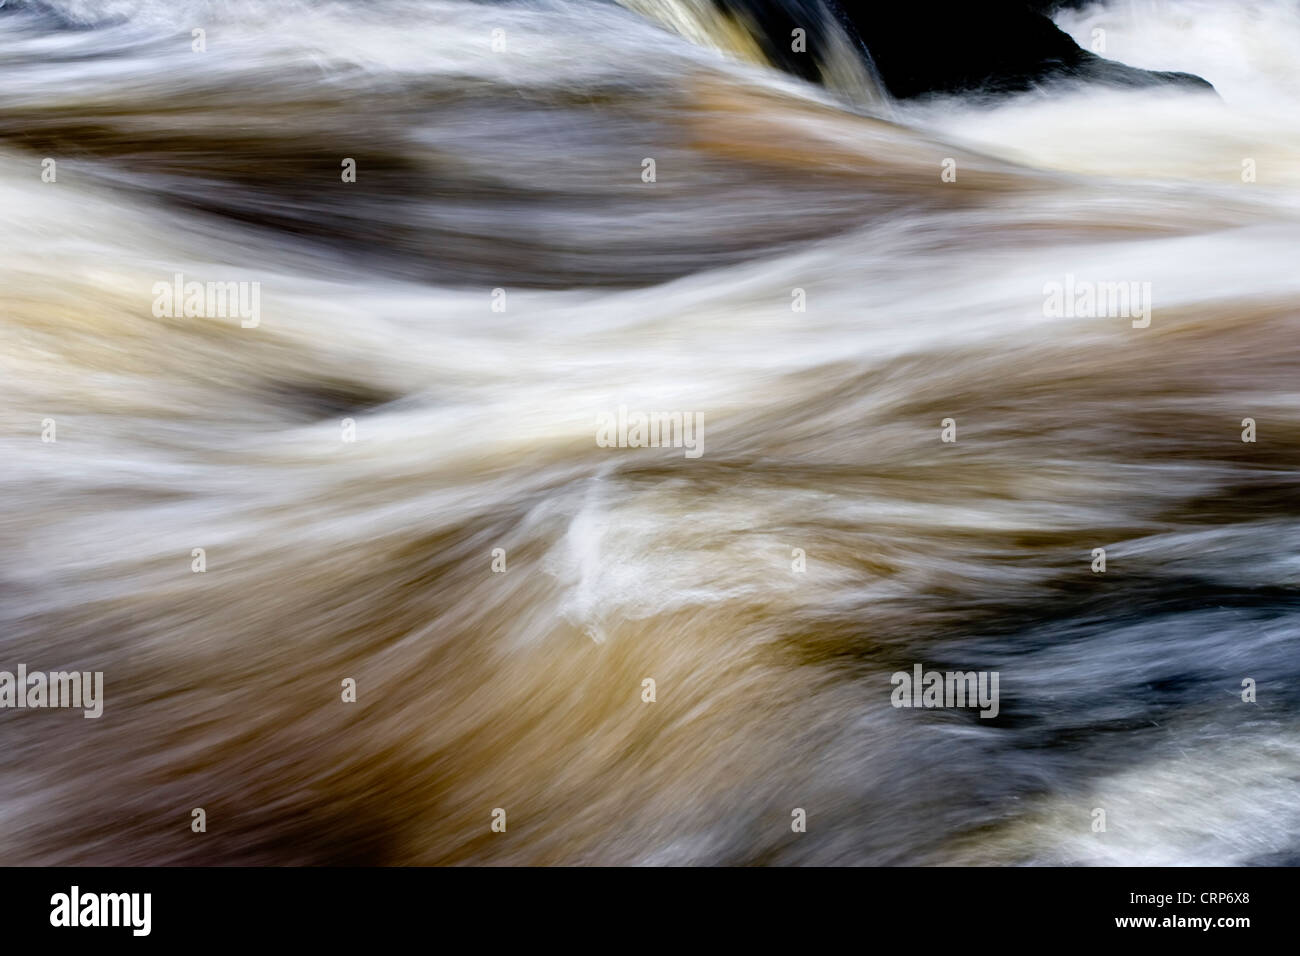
713;0;1214;99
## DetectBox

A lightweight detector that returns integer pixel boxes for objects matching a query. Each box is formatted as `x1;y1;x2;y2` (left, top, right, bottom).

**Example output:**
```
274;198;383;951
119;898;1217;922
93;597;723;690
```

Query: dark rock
709;0;1214;99
706;0;880;89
